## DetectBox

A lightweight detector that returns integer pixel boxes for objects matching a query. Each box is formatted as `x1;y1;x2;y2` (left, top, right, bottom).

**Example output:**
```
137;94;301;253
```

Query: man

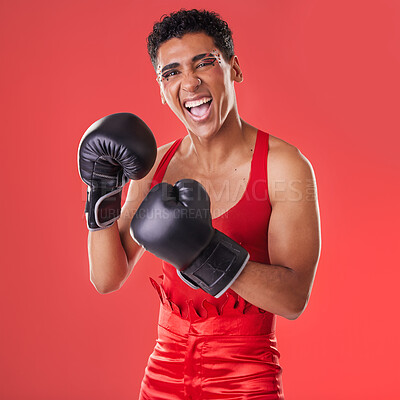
79;9;320;400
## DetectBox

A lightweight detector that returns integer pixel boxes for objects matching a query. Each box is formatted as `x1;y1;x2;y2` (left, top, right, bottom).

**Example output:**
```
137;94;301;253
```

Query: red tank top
150;130;273;321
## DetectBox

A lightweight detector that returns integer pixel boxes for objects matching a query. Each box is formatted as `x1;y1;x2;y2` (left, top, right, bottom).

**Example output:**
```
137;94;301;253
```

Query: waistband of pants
157;294;276;337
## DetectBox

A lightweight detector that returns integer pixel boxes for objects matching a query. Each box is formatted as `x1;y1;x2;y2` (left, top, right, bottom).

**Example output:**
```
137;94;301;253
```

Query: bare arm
230;142;321;319
88;144;171;294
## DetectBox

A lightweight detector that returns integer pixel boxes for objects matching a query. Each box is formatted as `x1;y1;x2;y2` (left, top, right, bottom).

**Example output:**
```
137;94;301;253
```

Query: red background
1;0;399;398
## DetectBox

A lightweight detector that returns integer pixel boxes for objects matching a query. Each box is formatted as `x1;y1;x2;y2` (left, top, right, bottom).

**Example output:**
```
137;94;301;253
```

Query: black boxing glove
130;179;249;298
78;113;157;230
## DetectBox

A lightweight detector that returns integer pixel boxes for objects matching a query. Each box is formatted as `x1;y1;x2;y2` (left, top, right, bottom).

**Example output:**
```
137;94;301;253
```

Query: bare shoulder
268;134;315;177
267;135;317;204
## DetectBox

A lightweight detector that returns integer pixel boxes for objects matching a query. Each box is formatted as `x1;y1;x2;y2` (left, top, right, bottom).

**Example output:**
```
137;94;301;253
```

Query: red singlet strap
150;138;184;188
252;130;269;183
244;130;271;209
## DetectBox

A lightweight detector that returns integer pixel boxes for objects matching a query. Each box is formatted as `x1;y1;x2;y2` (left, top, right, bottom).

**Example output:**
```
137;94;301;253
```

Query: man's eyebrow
161;62;180;73
192;53;213;62
161;53;215;73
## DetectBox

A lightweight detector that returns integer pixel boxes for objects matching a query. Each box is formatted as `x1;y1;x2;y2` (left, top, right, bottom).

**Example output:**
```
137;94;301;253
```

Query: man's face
156;32;242;138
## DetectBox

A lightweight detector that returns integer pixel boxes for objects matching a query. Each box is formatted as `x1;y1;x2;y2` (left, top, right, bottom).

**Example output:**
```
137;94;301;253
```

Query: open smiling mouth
184;97;213;120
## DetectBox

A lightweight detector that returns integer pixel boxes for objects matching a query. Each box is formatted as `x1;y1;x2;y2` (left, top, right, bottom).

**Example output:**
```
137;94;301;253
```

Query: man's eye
162;70;179;79
197;58;216;68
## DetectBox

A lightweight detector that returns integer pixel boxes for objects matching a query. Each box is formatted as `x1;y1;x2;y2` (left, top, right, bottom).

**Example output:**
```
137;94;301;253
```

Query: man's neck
185;113;254;174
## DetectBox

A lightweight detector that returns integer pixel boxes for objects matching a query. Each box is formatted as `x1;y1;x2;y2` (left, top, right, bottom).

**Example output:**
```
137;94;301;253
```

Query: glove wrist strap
178;229;250;298
85;186;123;231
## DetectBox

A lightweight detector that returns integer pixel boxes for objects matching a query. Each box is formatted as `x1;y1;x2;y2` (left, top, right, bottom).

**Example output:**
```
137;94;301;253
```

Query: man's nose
181;74;201;92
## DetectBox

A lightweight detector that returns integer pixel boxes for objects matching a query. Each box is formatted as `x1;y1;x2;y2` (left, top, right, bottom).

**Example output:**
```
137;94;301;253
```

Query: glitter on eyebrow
157;64;174;82
156;65;163;82
211;49;222;64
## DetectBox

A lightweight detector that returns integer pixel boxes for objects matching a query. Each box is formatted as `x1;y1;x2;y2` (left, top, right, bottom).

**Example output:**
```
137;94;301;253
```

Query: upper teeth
185;97;212;109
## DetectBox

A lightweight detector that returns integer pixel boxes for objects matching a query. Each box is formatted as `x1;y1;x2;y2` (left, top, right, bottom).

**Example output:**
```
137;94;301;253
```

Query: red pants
139;298;284;399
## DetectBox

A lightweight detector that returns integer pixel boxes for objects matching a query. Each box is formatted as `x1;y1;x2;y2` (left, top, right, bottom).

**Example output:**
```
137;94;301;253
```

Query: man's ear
231;55;243;83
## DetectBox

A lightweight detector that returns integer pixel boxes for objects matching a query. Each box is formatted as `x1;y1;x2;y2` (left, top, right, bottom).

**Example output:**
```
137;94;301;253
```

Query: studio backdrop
0;0;399;399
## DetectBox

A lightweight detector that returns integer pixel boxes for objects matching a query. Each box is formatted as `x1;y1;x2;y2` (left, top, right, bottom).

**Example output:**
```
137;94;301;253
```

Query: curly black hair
147;9;235;70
